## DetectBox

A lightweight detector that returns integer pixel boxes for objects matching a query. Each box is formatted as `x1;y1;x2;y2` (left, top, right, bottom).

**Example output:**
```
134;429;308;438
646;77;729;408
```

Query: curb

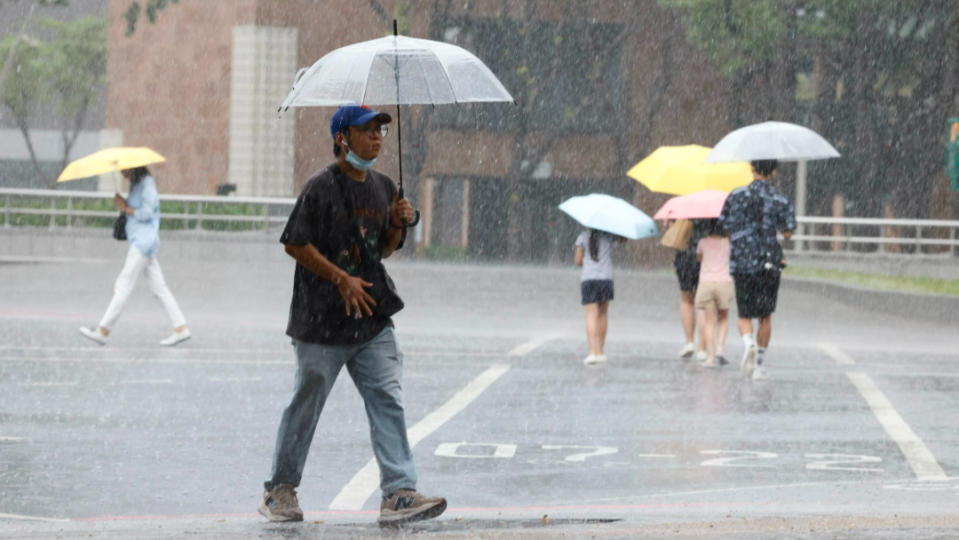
783;275;959;325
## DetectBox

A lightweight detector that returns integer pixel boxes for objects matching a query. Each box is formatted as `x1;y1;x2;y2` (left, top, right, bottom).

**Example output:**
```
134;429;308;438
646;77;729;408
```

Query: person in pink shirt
695;219;733;368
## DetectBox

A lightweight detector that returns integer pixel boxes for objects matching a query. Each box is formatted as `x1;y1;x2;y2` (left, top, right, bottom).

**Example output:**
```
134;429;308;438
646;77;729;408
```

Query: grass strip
784;265;959;297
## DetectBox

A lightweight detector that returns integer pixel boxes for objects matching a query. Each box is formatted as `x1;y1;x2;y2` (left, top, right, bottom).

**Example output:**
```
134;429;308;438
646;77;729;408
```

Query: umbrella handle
406;210;421;227
397;185;420;227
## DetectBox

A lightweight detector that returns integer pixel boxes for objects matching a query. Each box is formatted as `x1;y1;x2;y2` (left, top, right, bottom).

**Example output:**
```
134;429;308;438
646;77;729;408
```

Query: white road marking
329;363;511;510
637;453;676;459
820;344;856;365
117;378;174;385
541;445;618;462
0;512;69;522
507;335;557;357
435;442;517;459
19;381;79;387
846;371;947;481
0;437;26;443
207;376;262;382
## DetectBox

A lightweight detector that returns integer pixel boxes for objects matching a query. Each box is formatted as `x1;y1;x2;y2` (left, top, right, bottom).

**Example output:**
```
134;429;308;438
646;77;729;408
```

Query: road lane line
507;335;557;357
329;363;511;510
820;344;855;365
19;381;79;387
846;371;947;481
0;437;26;443
0;512;69;522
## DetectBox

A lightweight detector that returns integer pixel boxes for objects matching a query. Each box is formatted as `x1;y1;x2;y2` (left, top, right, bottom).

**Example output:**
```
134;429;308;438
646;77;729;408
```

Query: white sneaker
695;350;708;362
751;365;768;381
160;328;191;347
583;354;607;366
700;357;719;368
79;326;107;345
679;342;696;358
740;344;757;378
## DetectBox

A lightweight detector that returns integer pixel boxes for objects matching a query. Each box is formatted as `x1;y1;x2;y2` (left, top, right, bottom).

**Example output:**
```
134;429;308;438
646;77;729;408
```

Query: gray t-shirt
575;230;614;282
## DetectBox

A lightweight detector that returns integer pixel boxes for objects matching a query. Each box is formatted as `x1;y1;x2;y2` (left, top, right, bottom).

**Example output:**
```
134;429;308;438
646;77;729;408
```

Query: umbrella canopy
57;147;165;182
653;189;728;220
278;23;512;221
558;193;658;241
280;34;514;108
627;145;751;195
705;121;840;163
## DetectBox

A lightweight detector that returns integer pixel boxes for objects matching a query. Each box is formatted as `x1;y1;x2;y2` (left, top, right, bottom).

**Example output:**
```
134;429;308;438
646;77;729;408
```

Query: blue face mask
343;143;376;171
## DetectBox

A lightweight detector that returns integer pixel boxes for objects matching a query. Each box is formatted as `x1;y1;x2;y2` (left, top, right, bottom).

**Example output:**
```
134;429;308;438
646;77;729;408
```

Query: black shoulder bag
333;173;405;318
112;213;127;241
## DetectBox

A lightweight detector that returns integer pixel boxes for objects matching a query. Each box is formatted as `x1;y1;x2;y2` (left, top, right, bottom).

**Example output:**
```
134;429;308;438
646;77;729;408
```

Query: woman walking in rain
574;229;623;366
79;166;191;346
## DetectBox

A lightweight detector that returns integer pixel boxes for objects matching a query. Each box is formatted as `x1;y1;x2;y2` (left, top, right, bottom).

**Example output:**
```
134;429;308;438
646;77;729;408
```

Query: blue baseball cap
330;105;391;139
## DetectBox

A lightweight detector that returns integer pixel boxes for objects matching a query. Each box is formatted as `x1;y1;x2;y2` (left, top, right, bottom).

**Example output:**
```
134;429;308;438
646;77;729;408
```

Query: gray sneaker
740;344;757;378
258;484;303;522
378;489;447;526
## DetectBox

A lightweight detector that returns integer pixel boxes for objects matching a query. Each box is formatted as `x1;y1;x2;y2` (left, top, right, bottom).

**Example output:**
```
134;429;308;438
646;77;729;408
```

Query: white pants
99;246;187;331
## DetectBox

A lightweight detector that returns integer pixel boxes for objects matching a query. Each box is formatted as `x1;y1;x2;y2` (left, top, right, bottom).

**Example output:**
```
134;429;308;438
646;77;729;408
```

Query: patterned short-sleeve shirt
718;179;796;275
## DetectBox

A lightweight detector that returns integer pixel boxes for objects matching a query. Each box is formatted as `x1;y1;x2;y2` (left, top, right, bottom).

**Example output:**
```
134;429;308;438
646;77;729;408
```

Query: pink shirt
696;236;731;282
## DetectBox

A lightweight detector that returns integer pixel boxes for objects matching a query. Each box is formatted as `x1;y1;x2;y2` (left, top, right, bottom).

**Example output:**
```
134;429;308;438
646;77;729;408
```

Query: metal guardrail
0;187;295;233
2;188;958;256
787;216;959;256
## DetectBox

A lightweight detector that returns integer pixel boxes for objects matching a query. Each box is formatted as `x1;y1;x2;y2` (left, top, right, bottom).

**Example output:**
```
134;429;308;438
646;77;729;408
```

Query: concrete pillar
831;194;844;252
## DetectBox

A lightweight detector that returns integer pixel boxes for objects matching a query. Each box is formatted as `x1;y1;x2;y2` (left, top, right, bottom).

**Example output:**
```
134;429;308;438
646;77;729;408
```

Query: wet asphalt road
1;249;958;539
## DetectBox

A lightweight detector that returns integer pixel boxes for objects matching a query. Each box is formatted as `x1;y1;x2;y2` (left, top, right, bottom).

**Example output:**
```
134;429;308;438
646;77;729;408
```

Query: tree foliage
124;0;178;36
0;15;106;186
662;0;959;218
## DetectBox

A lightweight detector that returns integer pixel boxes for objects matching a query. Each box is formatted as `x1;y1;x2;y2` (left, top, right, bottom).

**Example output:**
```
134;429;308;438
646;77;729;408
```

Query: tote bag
659;219;692;250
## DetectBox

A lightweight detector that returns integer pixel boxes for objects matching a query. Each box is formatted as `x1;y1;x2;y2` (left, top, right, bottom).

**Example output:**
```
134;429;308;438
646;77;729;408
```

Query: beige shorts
694;281;733;311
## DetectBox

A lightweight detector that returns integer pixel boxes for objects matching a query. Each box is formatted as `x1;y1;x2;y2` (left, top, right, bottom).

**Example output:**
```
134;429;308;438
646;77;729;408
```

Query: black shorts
674;258;700;292
581;279;614;305
733;269;781;319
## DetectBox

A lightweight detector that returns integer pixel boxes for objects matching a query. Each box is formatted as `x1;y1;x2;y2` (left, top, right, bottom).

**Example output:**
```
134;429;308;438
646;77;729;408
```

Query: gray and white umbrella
705;121;840;163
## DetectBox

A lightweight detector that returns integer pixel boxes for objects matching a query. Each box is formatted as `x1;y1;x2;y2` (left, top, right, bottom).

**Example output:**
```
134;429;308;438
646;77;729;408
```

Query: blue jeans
265;326;417;496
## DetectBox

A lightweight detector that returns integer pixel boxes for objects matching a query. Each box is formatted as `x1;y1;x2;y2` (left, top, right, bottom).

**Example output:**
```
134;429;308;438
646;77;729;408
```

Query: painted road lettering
436;443;885;473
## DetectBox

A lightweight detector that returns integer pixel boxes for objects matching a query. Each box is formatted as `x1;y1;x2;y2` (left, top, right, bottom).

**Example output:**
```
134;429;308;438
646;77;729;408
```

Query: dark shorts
581;279;614;305
674;258;700;292
733;269;781;319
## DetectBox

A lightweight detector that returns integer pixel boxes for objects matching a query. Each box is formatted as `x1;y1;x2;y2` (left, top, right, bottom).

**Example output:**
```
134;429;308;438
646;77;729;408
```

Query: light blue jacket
125;175;160;257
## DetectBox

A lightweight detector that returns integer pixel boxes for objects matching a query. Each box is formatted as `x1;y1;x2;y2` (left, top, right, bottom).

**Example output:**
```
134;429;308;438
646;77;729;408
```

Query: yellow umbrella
626;144;751;196
57;147;165;182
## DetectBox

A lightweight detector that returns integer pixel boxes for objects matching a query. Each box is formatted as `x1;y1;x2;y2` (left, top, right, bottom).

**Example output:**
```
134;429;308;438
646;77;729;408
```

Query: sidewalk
2;227;957;325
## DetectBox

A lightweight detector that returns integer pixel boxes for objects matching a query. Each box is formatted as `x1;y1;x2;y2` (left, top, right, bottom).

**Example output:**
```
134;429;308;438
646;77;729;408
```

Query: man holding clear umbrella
258;105;446;525
718;160;796;381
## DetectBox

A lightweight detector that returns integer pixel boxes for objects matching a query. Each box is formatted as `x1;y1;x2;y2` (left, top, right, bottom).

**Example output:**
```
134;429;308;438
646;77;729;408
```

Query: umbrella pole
393;19;419;226
393;19;404;198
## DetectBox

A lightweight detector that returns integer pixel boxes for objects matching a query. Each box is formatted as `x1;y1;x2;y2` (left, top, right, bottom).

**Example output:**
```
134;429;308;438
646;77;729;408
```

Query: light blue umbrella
558;193;658;240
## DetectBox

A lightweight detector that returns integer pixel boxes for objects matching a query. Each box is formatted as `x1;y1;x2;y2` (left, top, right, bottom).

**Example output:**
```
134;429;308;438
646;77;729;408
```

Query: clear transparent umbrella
558;193;658;241
705;121;840;163
279;21;513;223
279;34;513;108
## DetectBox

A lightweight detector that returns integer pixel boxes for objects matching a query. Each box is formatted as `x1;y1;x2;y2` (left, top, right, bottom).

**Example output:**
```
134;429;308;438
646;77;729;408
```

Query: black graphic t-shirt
281;164;402;345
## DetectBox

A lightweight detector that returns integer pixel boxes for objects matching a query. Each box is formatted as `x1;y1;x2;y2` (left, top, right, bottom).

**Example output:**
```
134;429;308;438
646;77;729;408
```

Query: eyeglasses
353;124;389;137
